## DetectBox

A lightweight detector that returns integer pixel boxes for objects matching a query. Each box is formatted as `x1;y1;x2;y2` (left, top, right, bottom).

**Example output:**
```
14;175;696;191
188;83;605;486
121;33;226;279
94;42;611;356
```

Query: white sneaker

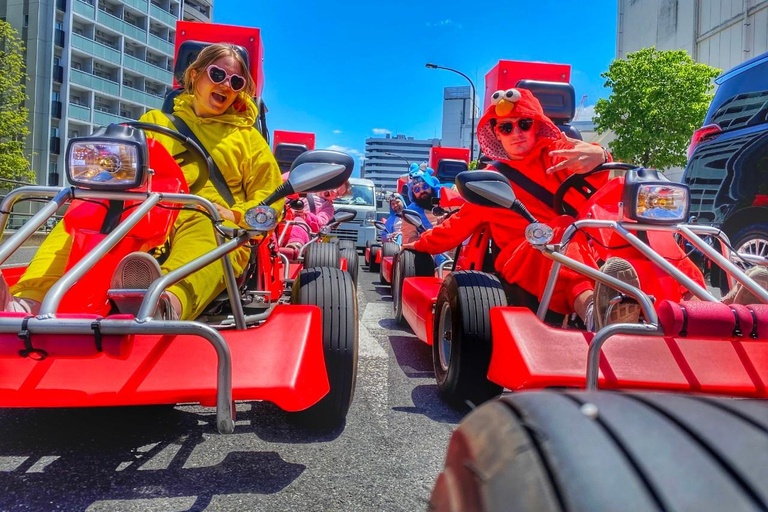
0;273;32;313
111;252;176;320
722;266;768;305
593;257;642;330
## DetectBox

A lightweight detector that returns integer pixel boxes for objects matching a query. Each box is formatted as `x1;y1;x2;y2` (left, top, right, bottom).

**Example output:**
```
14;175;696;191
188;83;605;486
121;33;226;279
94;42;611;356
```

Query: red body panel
402;277;443;345
483;60;570;111
489;308;768;398
0;306;329;410
174;21;264;97
272;130;316;151
381;256;393;284
429;147;470;170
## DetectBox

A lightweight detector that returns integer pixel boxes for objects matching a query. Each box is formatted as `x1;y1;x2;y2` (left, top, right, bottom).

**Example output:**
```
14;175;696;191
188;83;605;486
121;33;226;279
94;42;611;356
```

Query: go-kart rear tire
433;271;505;408
430;390;768;512
340;247;359;287
304;242;340;269
380;242;400;283
337;239;356;251
393;250;436;324
291;267;358;427
369;245;381;273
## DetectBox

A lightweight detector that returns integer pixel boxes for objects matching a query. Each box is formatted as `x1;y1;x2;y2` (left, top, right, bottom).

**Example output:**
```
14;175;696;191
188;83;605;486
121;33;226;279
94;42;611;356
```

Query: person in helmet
383;193;406;244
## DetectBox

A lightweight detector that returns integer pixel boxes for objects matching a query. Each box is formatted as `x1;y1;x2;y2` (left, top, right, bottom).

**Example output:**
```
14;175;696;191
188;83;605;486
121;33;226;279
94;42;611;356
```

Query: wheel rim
438;302;452;372
732;236;768;270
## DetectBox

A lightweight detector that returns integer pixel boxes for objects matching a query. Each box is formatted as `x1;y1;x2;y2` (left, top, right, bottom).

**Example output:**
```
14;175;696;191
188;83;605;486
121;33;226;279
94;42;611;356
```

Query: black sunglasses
206;65;246;92
496;118;534;135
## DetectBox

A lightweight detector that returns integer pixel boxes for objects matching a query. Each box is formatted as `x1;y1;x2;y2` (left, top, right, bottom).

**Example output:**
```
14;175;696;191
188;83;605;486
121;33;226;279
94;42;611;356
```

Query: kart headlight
244;205;278;231
622;168;690;225
525;223;554;245
66;124;147;190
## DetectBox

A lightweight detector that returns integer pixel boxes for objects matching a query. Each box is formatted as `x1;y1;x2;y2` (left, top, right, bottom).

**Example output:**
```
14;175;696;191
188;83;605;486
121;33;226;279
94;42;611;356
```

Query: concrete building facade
363;134;440;194
0;0;213;190
441;85;479;159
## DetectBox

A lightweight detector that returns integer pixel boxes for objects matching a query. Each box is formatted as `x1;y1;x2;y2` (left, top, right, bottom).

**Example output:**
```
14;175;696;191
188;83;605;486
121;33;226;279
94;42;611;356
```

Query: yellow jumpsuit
12;93;283;319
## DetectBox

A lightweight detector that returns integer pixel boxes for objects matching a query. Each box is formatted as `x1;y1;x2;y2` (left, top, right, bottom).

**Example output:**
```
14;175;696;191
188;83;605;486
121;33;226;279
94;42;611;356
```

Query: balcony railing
148;33;174;55
94;110;134;126
51;100;63;119
150;4;177;26
123;0;148;13
54;29;65;47
123;54;172;84
71;69;120;96
53;65;64;83
73;0;95;19
71;33;121;64
50;137;61;155
68;103;92;122
56;0;67;11
122;86;164;109
97;9;147;42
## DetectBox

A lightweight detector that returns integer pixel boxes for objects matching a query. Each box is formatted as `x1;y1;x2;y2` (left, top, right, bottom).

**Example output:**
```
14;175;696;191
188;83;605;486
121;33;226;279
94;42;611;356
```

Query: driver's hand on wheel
401;242;416;251
546;132;608;176
214;204;237;223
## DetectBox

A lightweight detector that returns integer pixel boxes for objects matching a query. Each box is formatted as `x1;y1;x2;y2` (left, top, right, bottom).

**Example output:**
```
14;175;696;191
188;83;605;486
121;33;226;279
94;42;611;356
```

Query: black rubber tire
339;247;359;287
433;271;506;407
722;222;768;293
337;239;356;251
368;245;381;273
364;240;373;265
393;249;435;324
430;390;768;512
303;242;341;269
379;242;400;283
291;267;359;427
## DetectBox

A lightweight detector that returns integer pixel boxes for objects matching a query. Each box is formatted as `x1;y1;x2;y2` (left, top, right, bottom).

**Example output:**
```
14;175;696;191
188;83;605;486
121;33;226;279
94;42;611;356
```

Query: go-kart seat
274;143;309;173
657;300;768;339
436;159;468;184
516;79;582;140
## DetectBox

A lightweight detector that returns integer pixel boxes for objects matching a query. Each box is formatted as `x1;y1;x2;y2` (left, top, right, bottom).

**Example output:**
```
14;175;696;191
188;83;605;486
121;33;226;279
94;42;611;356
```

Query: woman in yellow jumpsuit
1;44;283;320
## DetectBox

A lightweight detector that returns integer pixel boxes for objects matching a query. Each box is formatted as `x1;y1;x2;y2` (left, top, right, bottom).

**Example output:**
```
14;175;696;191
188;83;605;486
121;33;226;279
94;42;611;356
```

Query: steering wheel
553;162;639;216
123;122;212;195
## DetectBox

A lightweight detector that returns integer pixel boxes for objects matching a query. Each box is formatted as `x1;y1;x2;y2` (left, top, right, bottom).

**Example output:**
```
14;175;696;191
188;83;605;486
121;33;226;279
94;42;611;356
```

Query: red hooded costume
413;88;607;313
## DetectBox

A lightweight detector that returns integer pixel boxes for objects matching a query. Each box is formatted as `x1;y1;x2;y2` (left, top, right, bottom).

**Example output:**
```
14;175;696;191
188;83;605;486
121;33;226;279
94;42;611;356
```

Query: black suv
683;50;768;288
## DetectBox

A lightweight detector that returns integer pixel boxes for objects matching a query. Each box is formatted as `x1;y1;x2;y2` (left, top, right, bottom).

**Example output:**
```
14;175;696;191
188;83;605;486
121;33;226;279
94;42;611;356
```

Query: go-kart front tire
291;267;359;428
337;239;356;251
430;390;768;512
393;249;435;324
304;242;341;269
340;247;359;287
369;245;381;273
433;271;505;408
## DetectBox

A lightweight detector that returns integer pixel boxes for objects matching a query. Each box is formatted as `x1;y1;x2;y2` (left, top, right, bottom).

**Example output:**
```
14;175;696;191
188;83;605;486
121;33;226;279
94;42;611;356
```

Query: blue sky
214;0;618;173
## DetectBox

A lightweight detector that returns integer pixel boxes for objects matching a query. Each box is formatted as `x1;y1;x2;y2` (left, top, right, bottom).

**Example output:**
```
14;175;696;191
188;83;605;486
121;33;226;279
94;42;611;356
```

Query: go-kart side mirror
373;220;388;232
260;150;354;206
330;208;357;226
288;198;305;211
401;209;423;229
455;171;516;209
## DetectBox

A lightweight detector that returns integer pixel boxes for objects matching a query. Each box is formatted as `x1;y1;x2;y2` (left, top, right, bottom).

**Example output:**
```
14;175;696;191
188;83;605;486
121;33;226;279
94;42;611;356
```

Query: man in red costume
403;88;618;328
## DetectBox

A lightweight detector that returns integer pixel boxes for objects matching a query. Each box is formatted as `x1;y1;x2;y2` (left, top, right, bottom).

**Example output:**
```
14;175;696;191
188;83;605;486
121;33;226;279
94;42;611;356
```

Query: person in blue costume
383;193;405;244
401;170;449;265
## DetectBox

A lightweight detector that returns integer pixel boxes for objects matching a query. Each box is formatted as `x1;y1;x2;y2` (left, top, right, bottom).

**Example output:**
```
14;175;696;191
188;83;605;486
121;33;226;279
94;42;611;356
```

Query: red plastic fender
488;307;768;398
365;247;371;263
339;258;348;272
0;305;330;411
401;277;444;345
381;256;393;284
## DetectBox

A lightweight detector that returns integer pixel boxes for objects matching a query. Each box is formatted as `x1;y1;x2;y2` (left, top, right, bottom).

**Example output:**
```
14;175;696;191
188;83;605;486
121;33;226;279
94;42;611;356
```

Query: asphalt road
0;259;464;511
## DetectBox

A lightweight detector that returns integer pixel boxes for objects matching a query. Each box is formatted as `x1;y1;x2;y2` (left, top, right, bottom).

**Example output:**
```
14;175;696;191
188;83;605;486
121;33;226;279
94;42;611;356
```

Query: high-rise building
441;85;479;159
0;0;213;190
363;134;440;193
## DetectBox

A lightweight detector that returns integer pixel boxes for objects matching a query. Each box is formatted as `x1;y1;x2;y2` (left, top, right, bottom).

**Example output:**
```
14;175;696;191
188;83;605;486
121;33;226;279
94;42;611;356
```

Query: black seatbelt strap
307;193;317;214
164;113;235;207
489;160;576;216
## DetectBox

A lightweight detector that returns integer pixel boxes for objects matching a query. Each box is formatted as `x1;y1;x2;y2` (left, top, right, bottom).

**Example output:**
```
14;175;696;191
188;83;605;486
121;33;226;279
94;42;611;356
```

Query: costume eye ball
504;89;521;102
491;90;505;105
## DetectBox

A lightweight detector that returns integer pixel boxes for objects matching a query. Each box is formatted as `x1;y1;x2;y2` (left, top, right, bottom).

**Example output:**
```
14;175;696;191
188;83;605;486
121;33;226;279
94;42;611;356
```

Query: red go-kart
428;167;768;510
0;124;359;434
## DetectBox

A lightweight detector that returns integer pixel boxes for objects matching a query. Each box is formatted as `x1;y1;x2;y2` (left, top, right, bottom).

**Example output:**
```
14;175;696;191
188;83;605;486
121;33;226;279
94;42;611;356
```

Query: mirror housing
330;208;357;226
401;209;423;229
455;171;516;209
373;220;388;231
260;150;354;206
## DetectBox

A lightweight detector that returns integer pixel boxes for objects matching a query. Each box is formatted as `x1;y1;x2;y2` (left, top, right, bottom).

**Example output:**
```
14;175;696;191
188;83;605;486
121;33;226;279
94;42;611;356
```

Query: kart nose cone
525;222;554;245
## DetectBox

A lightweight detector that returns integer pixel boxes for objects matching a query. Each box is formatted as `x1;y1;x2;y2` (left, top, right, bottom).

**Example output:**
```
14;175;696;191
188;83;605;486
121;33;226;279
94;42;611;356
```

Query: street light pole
383;152;411;167
426;63;477;162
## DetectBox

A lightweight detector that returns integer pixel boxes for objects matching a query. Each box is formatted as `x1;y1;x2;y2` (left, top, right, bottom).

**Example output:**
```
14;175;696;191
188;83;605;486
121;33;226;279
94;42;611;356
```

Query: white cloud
426;19;462;29
372;128;391;135
328;144;365;161
332;129;343;134
574;104;596;122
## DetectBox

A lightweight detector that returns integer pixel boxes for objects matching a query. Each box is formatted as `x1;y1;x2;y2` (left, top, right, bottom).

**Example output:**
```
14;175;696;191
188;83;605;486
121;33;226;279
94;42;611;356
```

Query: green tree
0;20;33;182
594;47;720;170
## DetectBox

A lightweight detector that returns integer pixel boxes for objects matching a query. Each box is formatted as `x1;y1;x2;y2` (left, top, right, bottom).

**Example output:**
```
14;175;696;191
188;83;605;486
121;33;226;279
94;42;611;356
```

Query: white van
330;177;377;249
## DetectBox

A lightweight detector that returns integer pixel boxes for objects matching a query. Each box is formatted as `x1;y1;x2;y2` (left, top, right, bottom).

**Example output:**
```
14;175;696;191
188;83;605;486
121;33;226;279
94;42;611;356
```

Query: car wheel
393;250;435;324
337;239;356;251
433;271;505;408
304;242;341;269
731;223;768;271
340;247;359;288
291;267;358;427
369;245;381;273
430;390;768;511
379;242;400;283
